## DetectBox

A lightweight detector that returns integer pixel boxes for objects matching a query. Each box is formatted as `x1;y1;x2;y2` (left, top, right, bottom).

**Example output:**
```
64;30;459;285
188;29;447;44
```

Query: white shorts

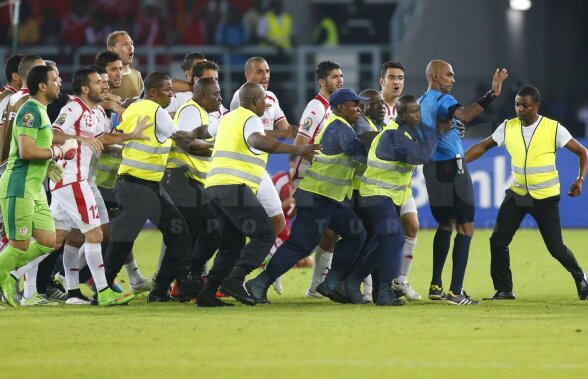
257;171;284;218
91;185;109;225
400;196;418;217
51;181;102;233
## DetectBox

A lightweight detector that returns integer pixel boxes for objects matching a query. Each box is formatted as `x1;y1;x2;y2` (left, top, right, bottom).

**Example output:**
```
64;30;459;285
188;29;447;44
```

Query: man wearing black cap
246;88;369;303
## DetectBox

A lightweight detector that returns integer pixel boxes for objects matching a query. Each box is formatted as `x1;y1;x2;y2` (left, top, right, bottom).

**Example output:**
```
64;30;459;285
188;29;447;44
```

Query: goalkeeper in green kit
0;65;78;307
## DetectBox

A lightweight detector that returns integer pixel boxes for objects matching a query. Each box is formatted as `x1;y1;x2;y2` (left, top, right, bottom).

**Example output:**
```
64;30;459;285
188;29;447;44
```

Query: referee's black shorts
423;158;475;224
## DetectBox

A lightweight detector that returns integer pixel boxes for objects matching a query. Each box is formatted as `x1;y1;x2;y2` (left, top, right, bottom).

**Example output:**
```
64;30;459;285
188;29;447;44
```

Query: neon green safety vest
168;99;211;185
117;100;172;182
504;116;560;199
359;126;416;206
96;150;122;189
205;107;268;193
266;12;292;49
299;113;357;202
352;116;379;191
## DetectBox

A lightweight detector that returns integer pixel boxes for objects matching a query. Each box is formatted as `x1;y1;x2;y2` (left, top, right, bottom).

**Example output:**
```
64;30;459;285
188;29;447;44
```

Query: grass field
1;228;587;379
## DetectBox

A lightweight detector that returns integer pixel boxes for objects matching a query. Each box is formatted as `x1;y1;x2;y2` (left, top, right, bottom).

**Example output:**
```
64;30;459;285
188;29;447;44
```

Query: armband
476;90;496;110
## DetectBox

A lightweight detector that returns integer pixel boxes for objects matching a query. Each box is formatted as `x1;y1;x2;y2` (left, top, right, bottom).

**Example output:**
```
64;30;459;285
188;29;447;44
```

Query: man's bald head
359;89;380;101
245;57;267;73
193;77;217;97
425;60;455;93
239;82;266;116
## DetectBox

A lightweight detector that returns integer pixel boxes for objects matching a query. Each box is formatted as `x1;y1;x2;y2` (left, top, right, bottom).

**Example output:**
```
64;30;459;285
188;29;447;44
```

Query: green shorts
0;196;55;240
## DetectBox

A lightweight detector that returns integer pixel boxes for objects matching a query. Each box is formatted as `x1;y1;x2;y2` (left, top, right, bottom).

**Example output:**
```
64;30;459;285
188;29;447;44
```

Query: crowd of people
0;29;587;310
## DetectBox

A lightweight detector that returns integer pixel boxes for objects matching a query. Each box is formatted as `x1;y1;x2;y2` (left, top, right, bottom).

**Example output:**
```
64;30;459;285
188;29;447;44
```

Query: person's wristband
477;90;496;109
578;175;585;183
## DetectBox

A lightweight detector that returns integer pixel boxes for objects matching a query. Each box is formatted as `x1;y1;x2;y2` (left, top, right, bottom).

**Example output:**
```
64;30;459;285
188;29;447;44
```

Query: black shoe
219;278;256;306
342;279;367;304
178;276;204;303
376;283;405;306
316;281;340;301
196;295;235;307
483;290;516;300
576;275;588;300
245;280;270;304
147;289;176;302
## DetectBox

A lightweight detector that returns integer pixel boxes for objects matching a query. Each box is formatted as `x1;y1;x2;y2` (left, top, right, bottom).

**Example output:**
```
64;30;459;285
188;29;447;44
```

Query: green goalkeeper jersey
0;98;53;200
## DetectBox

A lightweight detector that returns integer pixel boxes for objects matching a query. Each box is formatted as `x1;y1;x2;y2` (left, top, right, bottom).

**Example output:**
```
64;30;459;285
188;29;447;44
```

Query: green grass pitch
1;229;587;379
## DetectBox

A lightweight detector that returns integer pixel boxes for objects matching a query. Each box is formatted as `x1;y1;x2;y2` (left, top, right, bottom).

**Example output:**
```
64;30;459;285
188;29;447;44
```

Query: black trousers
162;168;219;275
205;184;275;286
104;175;192;285
489;189;584;291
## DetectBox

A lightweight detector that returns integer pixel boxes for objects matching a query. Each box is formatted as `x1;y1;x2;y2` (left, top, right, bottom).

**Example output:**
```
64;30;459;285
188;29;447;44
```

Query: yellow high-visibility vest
266;12;292;49
117;99;171;182
504;116;560;199
359;126;415;206
205;107;268;193
299;113;357;202
168;99;211;184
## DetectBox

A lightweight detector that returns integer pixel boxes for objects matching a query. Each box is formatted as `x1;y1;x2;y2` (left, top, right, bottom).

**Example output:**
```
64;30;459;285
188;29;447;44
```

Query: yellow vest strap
305;170;351;186
121;158;166;172
212;150;266;167
126;141;171;155
167;158;207;179
361;176;407;192
314;155;356;167
207;167;263;184
512;164;556;175
367;159;414;173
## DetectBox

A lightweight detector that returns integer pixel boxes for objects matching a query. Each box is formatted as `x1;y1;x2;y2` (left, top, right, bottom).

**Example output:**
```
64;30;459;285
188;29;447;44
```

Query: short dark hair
181;51;206;71
18;54;43;80
4;54;23;83
95;51;121;70
380;61;405;79
192;61;219;80
72;66;99;96
517;86;541;104
27;65;54;96
144;72;170;92
91;64;107;75
396;94;418;115
315;60;341;82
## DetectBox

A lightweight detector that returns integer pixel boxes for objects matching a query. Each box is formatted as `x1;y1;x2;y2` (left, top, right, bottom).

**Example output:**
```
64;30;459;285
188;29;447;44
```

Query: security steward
340;95;446;305
103;72;211;302
197;82;319;307
247;89;370;304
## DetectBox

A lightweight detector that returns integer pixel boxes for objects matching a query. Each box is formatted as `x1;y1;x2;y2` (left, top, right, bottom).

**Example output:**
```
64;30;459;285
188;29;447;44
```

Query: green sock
16;242;54;267
0;246;26;283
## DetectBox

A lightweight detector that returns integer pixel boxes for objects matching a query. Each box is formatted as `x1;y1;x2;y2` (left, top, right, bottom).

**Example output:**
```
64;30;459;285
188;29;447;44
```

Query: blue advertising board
266;138;588;228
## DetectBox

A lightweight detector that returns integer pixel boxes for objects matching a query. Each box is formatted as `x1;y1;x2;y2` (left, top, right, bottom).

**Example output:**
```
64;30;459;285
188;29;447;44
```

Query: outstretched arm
464;137;498;163
452;69;509;124
247;132;320;156
565;138;588;197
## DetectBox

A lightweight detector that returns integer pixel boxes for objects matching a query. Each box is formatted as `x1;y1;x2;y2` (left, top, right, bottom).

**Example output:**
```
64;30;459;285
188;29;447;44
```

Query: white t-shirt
154;107;179;142
207;104;228;137
230;89;285;130
383;100;397;125
51;98;105;188
243;116;266;154
166;91;192;115
292;94;330;181
491;115;572;149
176;103;205;132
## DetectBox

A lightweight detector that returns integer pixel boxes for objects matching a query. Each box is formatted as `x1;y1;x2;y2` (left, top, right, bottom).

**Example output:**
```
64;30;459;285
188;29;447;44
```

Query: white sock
396;236;417;283
63;244;81;291
125;258;144;286
85;243;108;291
78;244;87;270
362;275;373;296
309;247;333;292
23;264;39;299
11;253;48;279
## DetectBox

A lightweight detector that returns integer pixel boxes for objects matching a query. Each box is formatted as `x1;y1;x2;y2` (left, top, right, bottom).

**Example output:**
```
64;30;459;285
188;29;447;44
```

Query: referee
465;86;588;301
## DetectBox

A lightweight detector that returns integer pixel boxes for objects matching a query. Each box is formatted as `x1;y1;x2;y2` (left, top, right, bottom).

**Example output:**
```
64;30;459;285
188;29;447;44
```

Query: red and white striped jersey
292;93;330;182
87;105;111;186
51;98;105;189
383;101;397;125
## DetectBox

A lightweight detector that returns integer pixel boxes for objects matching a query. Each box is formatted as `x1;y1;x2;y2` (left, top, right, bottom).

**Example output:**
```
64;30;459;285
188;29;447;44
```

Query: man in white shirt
465;85;588;301
228;57;297;238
